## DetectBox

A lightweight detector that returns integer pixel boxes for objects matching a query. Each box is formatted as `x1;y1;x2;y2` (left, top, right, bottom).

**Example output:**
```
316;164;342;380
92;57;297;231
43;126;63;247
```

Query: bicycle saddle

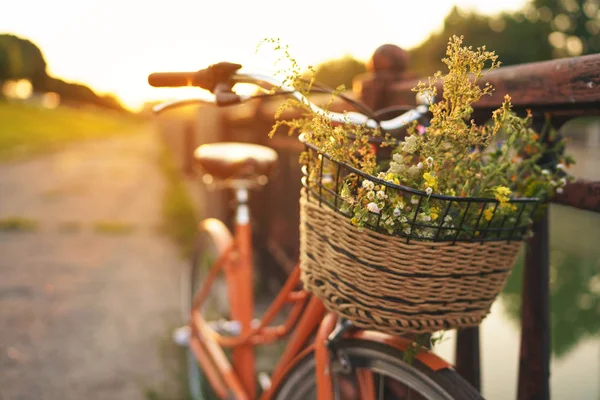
193;142;278;182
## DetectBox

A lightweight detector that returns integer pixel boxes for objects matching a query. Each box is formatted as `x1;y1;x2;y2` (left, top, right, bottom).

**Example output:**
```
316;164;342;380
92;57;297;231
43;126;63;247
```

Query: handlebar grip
148;62;242;90
148;72;202;88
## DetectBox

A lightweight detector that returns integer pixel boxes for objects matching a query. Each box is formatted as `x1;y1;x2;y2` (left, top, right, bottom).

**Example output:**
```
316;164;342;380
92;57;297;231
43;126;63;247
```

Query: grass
0;216;38;232
158;142;198;258
141;322;193;400
0;101;143;161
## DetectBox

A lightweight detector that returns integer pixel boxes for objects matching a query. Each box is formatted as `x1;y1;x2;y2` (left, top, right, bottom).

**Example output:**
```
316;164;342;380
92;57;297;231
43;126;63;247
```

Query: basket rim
301;189;531;243
299;134;541;205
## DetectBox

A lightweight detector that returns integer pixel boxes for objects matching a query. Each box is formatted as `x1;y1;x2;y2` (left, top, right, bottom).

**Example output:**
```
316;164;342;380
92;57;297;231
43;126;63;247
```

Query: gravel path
0;130;186;400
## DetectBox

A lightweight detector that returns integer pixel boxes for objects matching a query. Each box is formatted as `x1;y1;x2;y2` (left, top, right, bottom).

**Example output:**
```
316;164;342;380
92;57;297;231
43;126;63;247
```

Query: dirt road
0;130;186;400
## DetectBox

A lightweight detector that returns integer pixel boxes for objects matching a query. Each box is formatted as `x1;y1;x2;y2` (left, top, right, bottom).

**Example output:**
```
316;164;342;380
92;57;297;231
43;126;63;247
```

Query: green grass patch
0;216;38;232
141;319;193;400
158;143;198;258
0;101;144;161
93;221;136;235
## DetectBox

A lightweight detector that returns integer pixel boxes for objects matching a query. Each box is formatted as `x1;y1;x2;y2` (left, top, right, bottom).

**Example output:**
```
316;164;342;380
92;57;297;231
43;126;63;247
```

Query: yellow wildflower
493;186;511;203
423;172;438;190
384;173;400;185
483;208;494;221
500;203;518;212
430;207;440;221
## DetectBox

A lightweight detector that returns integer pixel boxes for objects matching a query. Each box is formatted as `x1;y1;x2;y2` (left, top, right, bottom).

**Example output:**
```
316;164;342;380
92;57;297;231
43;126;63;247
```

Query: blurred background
1;0;599;399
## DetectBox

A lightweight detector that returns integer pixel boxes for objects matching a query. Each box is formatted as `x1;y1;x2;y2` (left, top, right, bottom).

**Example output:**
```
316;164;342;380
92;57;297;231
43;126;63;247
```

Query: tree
0;34;47;88
0;34;127;112
408;1;599;77
313;55;366;90
530;0;600;56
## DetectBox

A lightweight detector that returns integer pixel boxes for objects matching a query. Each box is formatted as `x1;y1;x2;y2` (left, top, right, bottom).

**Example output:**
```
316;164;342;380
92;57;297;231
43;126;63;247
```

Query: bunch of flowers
271;36;573;240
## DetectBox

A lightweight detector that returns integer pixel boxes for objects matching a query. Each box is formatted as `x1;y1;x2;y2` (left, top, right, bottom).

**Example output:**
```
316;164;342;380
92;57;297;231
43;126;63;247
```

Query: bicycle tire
184;231;230;400
272;338;482;400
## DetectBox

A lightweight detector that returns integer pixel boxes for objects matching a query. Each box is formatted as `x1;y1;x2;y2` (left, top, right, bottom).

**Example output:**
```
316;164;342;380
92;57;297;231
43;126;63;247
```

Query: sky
0;0;528;110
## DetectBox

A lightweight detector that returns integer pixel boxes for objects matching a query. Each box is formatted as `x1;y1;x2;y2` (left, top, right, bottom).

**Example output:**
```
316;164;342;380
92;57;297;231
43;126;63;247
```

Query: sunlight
41;92;60;109
2;79;33;100
0;0;528;111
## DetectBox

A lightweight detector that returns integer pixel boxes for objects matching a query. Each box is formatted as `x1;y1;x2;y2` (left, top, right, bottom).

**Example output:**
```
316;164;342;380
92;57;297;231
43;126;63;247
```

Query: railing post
353;44;409;111
518;206;551;400
455;327;481;391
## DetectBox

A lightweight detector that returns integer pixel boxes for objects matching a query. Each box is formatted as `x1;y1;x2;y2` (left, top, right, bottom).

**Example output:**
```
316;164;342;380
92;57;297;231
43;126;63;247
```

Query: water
434;119;600;399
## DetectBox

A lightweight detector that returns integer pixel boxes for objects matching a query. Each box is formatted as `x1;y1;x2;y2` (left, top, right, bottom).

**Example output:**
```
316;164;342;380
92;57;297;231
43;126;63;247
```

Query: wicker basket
299;141;539;335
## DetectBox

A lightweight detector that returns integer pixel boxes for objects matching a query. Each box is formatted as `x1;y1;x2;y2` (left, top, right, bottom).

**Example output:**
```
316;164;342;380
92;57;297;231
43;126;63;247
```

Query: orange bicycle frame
187;196;452;400
188;202;327;399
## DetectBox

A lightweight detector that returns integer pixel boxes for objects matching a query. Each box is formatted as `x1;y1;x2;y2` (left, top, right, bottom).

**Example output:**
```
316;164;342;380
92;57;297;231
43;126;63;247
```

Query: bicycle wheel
184;231;230;400
273;339;482;400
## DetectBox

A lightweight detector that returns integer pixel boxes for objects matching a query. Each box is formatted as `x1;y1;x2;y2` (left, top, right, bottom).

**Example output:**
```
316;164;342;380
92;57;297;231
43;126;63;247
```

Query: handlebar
148;62;242;91
148;63;432;132
148;72;199;88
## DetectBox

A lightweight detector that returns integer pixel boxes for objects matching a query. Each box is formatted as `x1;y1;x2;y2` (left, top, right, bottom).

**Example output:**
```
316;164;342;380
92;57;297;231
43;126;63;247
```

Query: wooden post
353;44;410;111
455;327;481;391
518;206;551;400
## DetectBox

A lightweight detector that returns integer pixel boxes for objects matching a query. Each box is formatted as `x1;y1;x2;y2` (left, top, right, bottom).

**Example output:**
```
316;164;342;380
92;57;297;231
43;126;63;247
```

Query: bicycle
148;62;483;400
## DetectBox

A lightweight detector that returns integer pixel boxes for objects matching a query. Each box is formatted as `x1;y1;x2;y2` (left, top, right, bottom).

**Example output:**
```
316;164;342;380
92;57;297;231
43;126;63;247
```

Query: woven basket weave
300;192;523;335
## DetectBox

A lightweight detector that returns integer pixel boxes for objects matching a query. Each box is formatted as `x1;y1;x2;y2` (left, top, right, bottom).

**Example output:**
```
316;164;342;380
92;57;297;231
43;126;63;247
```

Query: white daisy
367;202;381;214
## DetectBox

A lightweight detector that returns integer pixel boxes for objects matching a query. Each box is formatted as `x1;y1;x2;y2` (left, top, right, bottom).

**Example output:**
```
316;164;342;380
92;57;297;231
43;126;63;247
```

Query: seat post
229;185;256;397
235;187;250;225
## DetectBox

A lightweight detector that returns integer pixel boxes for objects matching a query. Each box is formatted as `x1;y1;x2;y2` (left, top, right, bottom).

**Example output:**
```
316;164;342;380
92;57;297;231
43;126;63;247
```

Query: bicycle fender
199;218;234;256
349;330;453;372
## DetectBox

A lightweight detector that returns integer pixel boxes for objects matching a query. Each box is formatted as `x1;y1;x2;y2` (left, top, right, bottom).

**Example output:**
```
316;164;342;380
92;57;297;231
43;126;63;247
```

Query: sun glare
0;0;527;111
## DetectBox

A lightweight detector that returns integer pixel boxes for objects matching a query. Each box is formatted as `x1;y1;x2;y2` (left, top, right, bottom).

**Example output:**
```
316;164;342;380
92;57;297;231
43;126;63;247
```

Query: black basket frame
301;140;541;244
